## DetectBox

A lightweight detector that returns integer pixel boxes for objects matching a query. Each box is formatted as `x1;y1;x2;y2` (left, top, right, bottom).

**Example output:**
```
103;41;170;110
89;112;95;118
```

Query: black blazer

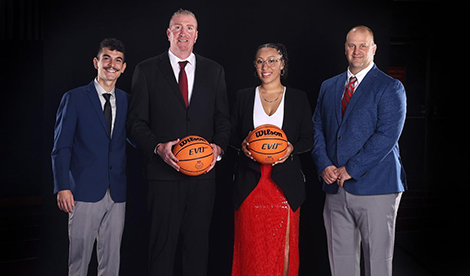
127;52;231;180
231;87;313;211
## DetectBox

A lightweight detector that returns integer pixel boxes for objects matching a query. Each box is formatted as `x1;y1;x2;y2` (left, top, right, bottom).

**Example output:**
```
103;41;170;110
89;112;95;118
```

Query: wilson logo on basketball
178;136;207;147
254;129;284;138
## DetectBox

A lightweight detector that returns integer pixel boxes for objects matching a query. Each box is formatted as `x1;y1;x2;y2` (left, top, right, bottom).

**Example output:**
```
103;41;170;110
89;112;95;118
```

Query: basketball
247;124;288;164
173;135;214;176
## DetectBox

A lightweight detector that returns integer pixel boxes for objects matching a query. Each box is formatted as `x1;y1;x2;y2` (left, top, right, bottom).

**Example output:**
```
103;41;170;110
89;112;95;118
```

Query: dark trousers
147;179;216;276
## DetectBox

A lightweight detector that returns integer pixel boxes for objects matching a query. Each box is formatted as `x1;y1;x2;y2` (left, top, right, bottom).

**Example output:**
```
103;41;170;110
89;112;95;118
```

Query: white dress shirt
168;49;196;104
253;86;286;129
346;62;375;90
94;78;116;137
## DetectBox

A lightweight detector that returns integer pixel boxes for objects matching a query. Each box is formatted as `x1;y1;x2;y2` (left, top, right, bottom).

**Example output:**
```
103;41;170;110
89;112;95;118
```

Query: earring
280;69;285;76
254;71;259;78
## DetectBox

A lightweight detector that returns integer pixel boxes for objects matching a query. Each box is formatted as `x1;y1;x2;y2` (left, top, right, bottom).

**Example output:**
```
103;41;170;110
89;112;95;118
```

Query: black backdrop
2;0;468;275
38;1;390;275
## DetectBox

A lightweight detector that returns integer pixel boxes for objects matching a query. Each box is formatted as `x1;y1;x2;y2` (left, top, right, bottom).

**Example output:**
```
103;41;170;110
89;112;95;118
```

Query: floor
2;192;469;276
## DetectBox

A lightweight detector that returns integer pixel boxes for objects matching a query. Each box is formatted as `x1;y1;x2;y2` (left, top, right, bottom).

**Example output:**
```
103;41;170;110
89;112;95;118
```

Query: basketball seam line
178;153;214;162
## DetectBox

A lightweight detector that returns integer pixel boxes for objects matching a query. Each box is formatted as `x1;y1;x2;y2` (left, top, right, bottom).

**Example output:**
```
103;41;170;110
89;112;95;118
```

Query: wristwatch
216;149;224;162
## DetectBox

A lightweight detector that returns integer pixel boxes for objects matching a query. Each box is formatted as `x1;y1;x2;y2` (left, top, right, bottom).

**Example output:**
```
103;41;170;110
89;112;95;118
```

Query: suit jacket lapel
335;72;347;125
342;66;378;121
86;82;110;138
113;89;125;139
243;88;256;134
157;53;187;108
191;54;203;109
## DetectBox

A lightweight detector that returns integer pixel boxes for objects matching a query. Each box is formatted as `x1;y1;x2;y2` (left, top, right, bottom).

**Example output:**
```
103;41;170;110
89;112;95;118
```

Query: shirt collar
347;62;374;85
94;78;115;96
168;49;196;66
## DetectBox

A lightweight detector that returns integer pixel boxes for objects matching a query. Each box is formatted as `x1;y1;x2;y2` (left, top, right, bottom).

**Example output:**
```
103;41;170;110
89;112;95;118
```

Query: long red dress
232;164;300;276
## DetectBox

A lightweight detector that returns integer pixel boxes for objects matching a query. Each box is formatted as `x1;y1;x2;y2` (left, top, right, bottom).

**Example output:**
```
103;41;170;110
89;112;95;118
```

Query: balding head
344;25;377;74
346;25;375;44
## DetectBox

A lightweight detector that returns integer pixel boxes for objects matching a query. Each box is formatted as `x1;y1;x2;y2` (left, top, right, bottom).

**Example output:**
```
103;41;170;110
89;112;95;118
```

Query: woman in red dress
231;43;314;276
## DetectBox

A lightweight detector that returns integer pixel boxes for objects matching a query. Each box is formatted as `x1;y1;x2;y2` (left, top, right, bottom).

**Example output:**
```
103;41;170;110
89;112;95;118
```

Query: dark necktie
102;93;112;135
341;76;357;117
178;61;189;107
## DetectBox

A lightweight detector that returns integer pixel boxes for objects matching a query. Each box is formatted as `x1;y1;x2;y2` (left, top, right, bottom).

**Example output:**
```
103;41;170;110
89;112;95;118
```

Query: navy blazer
231;87;313;211
51;81;130;202
312;65;407;195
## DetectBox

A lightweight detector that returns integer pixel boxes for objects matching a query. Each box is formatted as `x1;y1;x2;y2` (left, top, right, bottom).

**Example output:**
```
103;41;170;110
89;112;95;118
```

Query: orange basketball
173;135;214;176
247;124;288;164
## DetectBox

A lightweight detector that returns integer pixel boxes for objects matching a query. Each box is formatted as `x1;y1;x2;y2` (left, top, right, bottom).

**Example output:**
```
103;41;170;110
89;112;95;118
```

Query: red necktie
178;61;189;107
341;76;357;116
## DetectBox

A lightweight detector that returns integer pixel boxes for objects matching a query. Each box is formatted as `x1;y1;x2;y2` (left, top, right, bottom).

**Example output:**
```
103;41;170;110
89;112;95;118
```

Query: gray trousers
323;187;402;276
68;190;125;276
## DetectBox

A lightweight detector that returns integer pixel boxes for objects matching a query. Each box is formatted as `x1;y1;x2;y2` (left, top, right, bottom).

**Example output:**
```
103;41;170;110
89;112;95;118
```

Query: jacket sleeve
51;92;77;193
311;83;335;176
291;92;314;156
230;90;244;152
346;79;407;179
127;64;159;158
211;67;231;151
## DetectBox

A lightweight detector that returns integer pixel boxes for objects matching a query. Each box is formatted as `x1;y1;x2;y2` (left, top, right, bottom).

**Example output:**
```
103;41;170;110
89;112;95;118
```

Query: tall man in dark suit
52;38;130;276
312;26;407;276
127;9;230;276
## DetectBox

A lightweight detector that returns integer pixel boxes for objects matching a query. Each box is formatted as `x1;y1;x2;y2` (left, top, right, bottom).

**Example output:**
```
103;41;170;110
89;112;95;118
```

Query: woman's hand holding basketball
241;131;254;160
273;142;293;166
156;139;180;171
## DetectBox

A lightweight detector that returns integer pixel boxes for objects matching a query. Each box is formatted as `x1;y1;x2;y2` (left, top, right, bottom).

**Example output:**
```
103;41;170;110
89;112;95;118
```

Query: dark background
1;0;468;275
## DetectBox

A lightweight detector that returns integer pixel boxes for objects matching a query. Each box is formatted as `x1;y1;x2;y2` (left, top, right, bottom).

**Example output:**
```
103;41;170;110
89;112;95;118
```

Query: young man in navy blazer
312;26;407;276
51;38;130;276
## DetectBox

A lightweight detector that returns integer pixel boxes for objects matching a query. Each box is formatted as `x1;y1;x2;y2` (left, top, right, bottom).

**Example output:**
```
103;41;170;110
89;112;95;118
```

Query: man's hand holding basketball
206;143;222;173
155;139;180;171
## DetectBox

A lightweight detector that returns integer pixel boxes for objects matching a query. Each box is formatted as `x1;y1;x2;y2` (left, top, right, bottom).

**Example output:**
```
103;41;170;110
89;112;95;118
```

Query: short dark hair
169;8;197;28
97;38;126;60
256;43;289;79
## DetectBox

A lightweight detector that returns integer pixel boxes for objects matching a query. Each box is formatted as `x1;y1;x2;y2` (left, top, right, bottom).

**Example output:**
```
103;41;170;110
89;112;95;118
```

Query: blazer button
338;136;342;140
109;166;113;170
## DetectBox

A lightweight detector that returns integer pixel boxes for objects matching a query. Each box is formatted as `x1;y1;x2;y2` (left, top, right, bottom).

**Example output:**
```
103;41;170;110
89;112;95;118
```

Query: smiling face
93;47;126;86
345;27;377;75
254;47;285;85
167;13;198;59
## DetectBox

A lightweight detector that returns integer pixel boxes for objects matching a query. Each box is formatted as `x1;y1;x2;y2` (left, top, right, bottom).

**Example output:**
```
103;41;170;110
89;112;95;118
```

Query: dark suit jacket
51;81;130;202
127;52;230;180
231;87;313;211
312;65;407;195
